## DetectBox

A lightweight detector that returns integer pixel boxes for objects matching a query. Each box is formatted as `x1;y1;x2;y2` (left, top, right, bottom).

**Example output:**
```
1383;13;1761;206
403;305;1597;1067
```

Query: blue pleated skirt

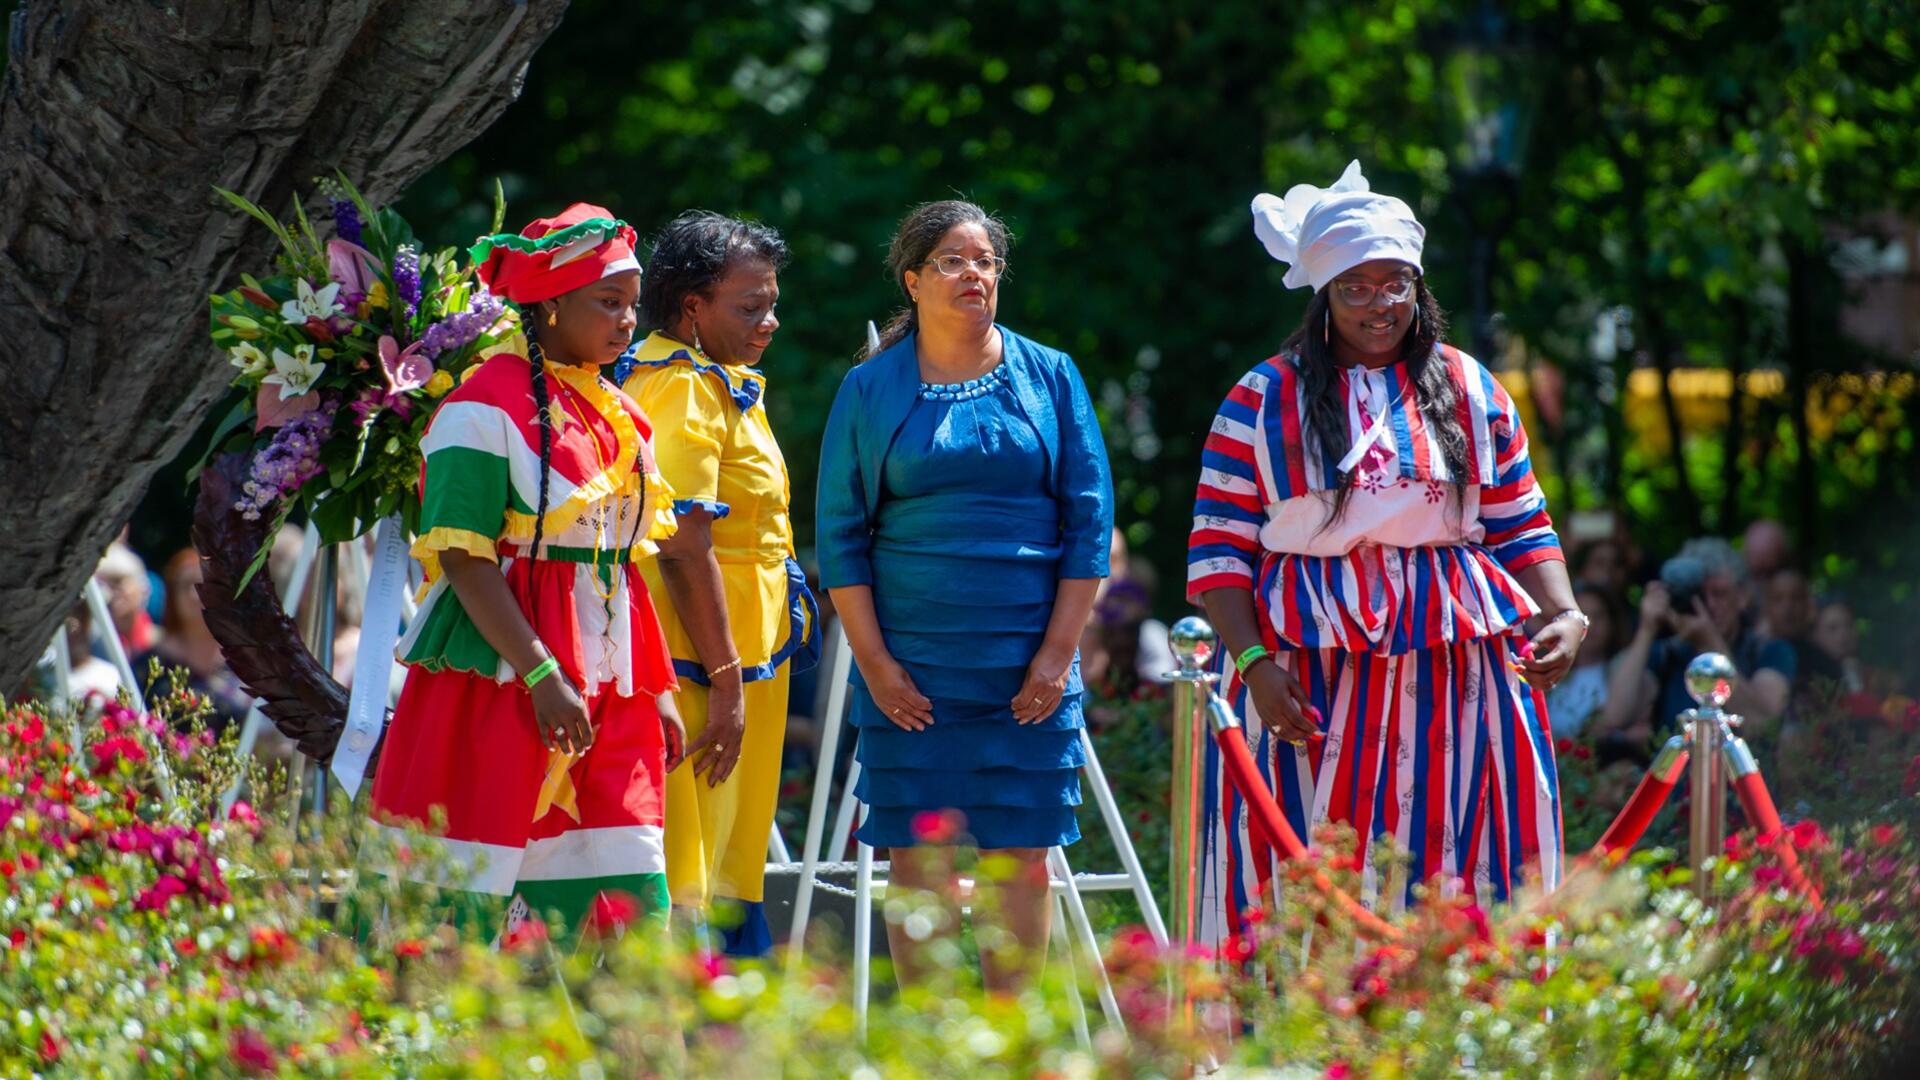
851;540;1084;850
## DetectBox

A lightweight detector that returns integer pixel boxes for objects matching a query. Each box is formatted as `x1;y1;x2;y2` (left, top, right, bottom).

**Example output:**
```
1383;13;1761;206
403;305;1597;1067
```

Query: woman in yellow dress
621;211;817;954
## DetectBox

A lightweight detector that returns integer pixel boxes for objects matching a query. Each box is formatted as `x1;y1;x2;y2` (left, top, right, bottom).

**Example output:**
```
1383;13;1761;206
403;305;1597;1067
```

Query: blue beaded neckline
918;362;1009;401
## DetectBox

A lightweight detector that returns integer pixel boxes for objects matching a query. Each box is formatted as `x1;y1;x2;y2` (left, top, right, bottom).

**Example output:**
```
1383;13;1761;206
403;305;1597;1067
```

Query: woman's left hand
1523;617;1583;689
1012;646;1074;724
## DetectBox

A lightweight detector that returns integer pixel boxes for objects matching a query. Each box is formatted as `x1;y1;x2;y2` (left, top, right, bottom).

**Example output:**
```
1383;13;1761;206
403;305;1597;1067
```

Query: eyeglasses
921;254;1007;278
1331;275;1418;307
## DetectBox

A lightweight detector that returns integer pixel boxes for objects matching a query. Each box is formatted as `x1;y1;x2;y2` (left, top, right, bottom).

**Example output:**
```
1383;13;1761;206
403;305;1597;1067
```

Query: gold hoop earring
546;308;557;327
1323;309;1330;345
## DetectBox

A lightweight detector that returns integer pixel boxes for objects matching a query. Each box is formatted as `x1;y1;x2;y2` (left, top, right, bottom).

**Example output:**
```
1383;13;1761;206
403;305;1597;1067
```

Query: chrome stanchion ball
1684;652;1737;710
1168;615;1217;679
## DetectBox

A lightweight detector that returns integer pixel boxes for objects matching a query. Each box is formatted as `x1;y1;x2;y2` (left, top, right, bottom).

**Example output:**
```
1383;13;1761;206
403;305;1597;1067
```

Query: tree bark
0;0;567;692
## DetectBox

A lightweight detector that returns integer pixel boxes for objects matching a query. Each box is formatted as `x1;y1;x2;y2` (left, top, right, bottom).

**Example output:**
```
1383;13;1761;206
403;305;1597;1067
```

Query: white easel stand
786;622;1165;1043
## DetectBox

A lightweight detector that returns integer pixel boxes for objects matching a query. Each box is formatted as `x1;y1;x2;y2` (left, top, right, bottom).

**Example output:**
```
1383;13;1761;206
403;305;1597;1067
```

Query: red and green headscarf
472;202;641;305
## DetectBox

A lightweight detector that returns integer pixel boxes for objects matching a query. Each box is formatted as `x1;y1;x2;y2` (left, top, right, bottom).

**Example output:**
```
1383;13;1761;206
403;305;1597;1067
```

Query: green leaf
233;500;294;595
213;186;299;257
185;396;257;485
490;178;508;235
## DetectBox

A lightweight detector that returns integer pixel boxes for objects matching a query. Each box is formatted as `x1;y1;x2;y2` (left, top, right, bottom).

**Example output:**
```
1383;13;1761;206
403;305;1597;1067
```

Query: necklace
548;364;625;603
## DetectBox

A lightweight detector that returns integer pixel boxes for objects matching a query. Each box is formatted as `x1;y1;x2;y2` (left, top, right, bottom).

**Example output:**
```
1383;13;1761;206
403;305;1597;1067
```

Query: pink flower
228;800;261;830
230;1028;277;1074
134;875;189;913
1325;1062;1353;1079
326;238;380;296
501;917;549;953
910;809;966;845
254;384;320;432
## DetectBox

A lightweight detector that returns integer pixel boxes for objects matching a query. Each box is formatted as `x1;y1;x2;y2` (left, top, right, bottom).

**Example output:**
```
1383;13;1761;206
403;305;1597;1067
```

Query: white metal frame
785;621;1166;1040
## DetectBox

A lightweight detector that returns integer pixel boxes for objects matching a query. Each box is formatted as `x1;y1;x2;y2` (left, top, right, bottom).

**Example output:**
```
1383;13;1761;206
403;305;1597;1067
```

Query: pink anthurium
326;238;381;296
378;335;431;396
255;386;320;432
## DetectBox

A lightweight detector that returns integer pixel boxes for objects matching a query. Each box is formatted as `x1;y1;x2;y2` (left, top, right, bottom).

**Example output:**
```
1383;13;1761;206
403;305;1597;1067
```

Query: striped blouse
1186;345;1562;655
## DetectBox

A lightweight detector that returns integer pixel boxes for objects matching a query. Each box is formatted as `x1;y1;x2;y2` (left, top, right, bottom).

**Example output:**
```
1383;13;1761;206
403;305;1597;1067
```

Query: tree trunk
1785;243;1824;555
0;0;567;692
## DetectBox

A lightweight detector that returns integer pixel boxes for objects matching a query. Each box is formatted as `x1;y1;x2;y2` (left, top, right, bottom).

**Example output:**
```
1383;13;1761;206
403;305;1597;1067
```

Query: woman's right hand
1244;660;1319;745
530;675;594;754
860;653;935;732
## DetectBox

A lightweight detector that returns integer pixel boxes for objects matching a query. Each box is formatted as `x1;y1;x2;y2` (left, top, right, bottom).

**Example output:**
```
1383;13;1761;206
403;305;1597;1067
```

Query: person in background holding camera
1598;537;1794;747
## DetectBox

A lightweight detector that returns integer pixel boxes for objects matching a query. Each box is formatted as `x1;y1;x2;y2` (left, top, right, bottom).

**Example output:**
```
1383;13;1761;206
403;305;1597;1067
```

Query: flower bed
7;681;1919;1076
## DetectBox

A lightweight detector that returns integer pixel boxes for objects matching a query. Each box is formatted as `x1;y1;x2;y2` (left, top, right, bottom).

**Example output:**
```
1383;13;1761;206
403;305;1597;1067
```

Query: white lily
227;342;269;377
262;344;326;400
279;278;345;324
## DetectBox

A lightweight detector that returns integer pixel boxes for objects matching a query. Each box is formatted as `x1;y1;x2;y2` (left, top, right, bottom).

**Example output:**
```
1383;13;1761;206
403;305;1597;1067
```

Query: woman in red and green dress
368;204;685;938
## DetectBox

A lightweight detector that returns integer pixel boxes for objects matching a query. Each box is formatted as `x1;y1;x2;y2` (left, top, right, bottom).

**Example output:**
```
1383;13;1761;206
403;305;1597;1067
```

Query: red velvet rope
1585;758;1688;866
1730;771;1825;911
1213;726;1401;941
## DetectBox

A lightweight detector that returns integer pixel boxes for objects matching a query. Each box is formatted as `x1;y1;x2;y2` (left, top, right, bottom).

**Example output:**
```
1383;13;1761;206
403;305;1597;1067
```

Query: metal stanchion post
1165;616;1217;1032
1680;653;1736;899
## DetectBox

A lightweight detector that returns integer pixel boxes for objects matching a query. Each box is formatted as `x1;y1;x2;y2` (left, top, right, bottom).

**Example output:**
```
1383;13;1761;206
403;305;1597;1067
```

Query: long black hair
869;200;1013;358
639;210;789;335
1281;276;1465;525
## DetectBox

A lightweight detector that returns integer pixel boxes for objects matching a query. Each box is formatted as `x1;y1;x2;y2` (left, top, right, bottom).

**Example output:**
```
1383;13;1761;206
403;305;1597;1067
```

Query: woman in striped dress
369;204;684;939
1188;163;1583;930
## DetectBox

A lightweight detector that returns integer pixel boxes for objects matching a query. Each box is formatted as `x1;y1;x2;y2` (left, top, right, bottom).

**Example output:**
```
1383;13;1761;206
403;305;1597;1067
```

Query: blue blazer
815;325;1114;590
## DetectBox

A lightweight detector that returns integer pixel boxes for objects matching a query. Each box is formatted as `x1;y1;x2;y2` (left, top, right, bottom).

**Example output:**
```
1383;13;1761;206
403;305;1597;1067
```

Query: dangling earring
546;307;557;327
693;325;704;356
1323;309;1330;346
1413;305;1422;337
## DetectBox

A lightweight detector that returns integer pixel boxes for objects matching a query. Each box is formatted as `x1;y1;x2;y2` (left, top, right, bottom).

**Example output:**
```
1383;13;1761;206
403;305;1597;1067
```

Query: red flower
248;926;296;967
176;936;198;956
1571;743;1593;761
1787;820;1828;851
1870;823;1899;847
39;1031;62;1064
1325;1062;1353;1079
1841;691;1883;720
238;287;275;310
585;890;641;936
134;874;188;913
0;859;13;878
501;917;549;953
302;317;336;344
394;939;426;959
230;1028;277;1074
911;809;966;845
21;853;39;872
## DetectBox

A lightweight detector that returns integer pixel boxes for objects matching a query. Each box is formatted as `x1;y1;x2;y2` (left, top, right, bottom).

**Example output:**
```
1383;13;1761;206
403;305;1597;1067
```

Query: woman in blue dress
816;200;1113;991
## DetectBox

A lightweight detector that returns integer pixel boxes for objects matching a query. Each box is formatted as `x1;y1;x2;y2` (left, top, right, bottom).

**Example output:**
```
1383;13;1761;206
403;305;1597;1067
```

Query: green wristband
1234;644;1272;675
523;656;560;689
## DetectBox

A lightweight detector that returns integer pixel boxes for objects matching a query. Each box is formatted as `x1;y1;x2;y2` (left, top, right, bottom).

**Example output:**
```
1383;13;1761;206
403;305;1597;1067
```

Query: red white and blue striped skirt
1197;634;1562;941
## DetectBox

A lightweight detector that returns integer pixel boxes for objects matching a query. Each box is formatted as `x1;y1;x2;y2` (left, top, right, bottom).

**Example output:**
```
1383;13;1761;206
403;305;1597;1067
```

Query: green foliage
385;0;1920;604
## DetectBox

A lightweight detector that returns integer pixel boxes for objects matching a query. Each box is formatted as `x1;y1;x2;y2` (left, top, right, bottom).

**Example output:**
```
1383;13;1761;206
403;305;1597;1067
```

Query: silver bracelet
1545;609;1591;636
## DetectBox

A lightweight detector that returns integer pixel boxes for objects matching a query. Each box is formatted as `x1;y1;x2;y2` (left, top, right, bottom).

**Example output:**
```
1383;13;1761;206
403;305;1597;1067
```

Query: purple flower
418;285;506;360
393;245;421;324
235;401;337;520
330;197;362;246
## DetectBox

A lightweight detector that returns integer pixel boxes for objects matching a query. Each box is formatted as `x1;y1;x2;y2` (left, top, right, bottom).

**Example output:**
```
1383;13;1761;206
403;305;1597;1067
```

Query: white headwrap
1250;160;1426;292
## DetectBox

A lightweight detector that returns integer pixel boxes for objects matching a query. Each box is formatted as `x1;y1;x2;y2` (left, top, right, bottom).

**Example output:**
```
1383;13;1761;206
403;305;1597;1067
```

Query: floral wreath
193;178;523;761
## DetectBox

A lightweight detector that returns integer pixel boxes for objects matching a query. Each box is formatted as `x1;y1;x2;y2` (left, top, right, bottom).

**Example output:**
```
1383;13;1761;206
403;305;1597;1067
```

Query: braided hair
1282;277;1465;528
524;308;647;561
